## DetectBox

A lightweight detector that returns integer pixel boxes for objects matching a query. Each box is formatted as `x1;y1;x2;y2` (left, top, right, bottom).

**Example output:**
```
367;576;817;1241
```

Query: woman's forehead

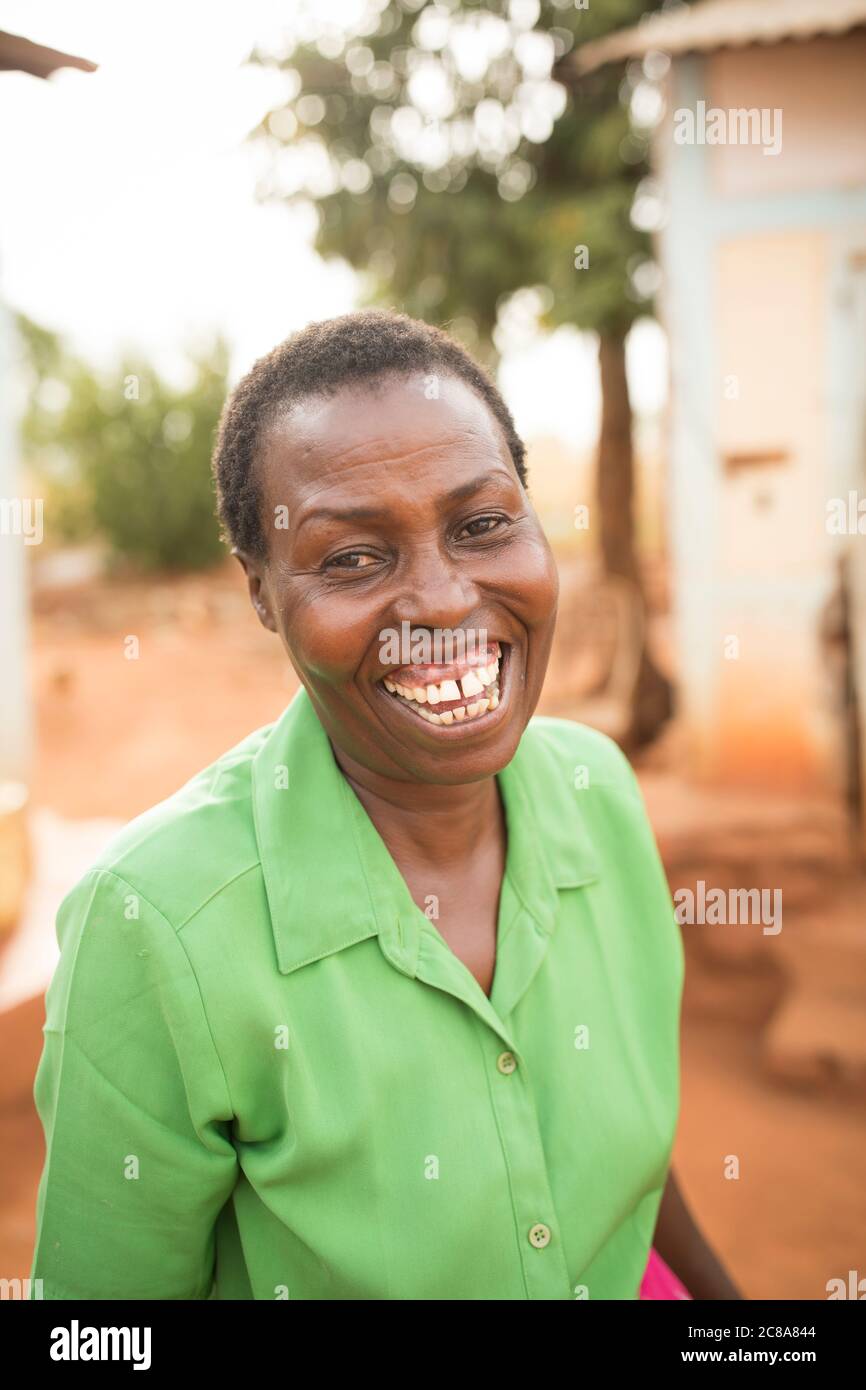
258;373;510;500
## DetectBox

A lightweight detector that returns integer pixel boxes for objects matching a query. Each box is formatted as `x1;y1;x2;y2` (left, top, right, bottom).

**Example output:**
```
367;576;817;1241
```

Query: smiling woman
29;309;740;1301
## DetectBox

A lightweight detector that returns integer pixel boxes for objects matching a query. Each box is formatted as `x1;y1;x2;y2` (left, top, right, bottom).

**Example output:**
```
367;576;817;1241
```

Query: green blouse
31;686;684;1300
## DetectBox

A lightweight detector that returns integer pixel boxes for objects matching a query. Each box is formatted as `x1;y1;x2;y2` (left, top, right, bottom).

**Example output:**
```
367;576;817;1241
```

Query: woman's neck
331;743;505;873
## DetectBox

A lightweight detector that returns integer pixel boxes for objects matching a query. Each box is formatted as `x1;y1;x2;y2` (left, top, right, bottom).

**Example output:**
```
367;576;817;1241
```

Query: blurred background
1;0;864;1300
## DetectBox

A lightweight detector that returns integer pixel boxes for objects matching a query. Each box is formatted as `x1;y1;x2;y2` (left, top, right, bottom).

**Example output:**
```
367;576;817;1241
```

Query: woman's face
242;372;559;785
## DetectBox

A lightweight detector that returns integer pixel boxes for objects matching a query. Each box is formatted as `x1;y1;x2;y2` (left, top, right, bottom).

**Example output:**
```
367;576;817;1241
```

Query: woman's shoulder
63;719;275;931
519;713;640;793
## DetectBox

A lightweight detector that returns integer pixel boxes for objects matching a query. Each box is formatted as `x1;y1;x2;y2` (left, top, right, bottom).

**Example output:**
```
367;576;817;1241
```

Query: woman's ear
232;548;278;633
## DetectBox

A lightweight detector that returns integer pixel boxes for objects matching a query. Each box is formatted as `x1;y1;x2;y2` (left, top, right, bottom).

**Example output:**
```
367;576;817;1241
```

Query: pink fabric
639;1248;692;1300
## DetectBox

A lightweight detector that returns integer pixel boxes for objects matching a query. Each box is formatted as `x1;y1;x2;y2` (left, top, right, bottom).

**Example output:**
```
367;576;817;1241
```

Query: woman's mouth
378;641;507;730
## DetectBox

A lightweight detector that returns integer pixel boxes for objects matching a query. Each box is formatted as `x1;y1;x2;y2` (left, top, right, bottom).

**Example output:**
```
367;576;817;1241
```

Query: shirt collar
252;685;600;978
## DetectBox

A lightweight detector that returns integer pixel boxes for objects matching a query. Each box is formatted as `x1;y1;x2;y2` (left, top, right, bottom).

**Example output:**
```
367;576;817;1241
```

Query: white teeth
390;688;496;727
460;670;484;698
384;651;503;727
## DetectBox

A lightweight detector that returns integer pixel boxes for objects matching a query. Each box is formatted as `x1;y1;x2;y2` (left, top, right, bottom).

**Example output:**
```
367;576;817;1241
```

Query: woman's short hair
211;308;528;559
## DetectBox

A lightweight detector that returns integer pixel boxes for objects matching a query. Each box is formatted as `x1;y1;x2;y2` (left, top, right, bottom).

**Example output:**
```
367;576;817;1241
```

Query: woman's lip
375;643;514;739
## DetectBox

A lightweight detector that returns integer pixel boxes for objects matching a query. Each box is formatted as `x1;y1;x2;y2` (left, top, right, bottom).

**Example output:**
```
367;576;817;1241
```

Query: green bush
17;315;229;572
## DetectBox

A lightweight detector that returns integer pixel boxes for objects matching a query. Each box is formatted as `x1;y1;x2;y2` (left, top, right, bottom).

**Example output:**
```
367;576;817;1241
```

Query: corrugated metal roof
0;30;97;79
573;0;866;73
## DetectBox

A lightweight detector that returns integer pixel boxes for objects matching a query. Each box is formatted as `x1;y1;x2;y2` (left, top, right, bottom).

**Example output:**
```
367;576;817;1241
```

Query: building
0;32;96;936
576;0;866;839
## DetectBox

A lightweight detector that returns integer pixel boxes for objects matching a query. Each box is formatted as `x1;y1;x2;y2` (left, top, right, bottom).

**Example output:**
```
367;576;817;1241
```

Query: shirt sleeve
607;736;687;1003
30;868;238;1300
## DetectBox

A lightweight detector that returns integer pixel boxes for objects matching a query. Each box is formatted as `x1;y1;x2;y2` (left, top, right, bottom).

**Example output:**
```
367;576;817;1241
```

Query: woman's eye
459;514;506;539
325;551;378;571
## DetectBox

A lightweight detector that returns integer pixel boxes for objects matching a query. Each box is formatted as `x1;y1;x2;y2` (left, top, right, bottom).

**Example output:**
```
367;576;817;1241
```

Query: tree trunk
597;327;673;749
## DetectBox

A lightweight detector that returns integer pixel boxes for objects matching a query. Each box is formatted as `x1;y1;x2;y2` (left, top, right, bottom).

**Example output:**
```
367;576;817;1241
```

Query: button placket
476;1020;572;1298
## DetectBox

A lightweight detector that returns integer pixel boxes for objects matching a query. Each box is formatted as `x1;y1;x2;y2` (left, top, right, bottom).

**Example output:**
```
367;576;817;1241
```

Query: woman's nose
390;548;481;634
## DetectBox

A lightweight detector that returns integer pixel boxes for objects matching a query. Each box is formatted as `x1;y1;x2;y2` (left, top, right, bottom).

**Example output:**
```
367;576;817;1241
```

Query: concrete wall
707;33;866;198
0;299;31;784
713;228;835;784
657;37;866;792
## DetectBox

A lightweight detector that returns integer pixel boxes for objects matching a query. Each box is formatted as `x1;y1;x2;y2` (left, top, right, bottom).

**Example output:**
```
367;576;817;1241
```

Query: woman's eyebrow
444;473;509;505
296;470;513;533
297;503;384;531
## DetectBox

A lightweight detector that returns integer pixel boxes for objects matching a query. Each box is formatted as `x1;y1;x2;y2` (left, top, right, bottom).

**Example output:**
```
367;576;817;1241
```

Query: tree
248;0;675;745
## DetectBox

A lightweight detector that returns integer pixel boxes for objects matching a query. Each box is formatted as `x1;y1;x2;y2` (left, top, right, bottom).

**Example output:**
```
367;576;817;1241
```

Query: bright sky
0;0;666;448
